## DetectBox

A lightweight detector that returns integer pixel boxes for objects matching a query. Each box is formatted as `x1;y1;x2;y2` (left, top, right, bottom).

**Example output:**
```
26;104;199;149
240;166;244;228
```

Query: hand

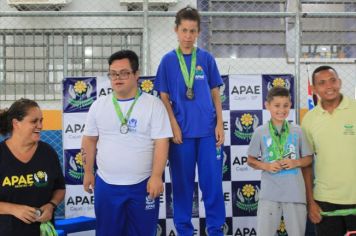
171;122;183;144
83;172;95;194
215;122;225;146
12;204;38;224
266;162;282;173
147;176;164;199
279;158;299;170
308;200;322;224
36;203;55;222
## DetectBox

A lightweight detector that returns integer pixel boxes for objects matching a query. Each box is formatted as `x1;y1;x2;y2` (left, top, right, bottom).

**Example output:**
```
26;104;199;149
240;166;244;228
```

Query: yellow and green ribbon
321;208;356;217
40;221;58;236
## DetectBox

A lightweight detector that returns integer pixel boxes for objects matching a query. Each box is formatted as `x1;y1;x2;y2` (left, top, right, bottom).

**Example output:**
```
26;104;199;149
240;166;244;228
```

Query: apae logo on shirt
2;171;48;188
145;196;156;210
128;118;138;133
194;65;205;80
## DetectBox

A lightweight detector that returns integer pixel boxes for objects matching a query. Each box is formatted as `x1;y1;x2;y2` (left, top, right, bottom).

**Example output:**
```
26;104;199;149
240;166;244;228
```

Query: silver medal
120;124;129;134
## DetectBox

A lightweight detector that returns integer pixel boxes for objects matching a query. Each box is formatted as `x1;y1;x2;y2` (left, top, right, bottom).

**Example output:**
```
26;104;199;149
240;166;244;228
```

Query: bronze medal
186;88;194;100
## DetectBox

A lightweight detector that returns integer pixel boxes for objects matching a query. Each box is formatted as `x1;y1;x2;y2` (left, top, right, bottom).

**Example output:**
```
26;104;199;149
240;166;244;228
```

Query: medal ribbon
40;221;58;236
268;120;290;161
112;90;141;125
321;208;356;216
176;47;197;90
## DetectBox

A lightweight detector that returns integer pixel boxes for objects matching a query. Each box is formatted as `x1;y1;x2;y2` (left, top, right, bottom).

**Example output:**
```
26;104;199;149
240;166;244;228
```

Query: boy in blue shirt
247;86;313;236
154;6;225;236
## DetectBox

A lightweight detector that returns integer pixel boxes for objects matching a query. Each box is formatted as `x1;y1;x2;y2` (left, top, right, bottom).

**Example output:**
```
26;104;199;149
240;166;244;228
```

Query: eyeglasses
107;70;133;80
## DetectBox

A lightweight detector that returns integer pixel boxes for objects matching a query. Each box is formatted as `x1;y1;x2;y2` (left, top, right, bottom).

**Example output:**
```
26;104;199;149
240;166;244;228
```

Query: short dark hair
0;98;39;136
266;86;291;102
175;6;201;31
108;50;139;73
311;65;338;85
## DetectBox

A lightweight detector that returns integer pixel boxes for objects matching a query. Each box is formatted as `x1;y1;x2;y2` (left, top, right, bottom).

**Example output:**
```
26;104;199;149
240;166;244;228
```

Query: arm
211;87;224;146
81;135;98;193
38;188;65;222
0;202;37;224
160;92;182;144
247;155;282;173
302;164;322;224
147;138;169;199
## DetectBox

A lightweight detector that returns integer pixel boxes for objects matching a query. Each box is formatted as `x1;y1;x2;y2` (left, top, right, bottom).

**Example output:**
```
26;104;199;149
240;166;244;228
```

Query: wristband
48;201;57;209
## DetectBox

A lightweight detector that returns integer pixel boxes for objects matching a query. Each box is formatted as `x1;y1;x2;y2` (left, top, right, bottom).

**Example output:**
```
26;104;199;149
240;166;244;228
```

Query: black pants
316;201;356;236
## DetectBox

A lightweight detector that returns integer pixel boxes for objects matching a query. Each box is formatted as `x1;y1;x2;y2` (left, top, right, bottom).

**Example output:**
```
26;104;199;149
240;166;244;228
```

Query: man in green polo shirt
302;65;356;235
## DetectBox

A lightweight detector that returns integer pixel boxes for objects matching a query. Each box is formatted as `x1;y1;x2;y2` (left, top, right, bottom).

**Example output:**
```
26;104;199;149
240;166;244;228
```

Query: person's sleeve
83;101;98;136
150;98;173;139
50;146;66;190
298;127;314;157
207;54;223;89
154;58;169;94
301;116;315;153
247;128;261;158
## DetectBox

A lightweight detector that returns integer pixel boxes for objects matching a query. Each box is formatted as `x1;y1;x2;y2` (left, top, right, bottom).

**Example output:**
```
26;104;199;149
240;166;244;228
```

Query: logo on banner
141;79;154;93
267;77;291;90
234;227;257;236
64;149;84;184
63;77;96;112
68;81;94;108
65;123;85;134
232;181;260;216
234;113;259;141
68;151;84;180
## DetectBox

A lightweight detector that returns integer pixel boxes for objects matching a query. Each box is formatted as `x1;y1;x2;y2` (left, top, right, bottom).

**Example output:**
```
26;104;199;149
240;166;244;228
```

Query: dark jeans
315;201;356;236
305;217;316;236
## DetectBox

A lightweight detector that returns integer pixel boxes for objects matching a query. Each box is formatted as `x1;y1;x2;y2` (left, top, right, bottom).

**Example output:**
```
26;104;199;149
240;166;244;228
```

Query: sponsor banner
64;149;84;185
62;74;295;234
230;110;263;146
229;74;263;111
62;113;87;149
64;185;95;218
63;77;96;113
232;181;260;217
230;145;261;181
232;216;257;236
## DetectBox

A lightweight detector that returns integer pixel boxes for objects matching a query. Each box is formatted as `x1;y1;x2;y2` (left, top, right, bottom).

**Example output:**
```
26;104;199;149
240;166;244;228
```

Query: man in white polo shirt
81;50;172;236
302;65;356;236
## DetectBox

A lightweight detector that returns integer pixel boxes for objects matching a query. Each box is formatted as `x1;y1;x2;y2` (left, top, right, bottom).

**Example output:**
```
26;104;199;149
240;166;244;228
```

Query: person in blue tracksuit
154;6;226;236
